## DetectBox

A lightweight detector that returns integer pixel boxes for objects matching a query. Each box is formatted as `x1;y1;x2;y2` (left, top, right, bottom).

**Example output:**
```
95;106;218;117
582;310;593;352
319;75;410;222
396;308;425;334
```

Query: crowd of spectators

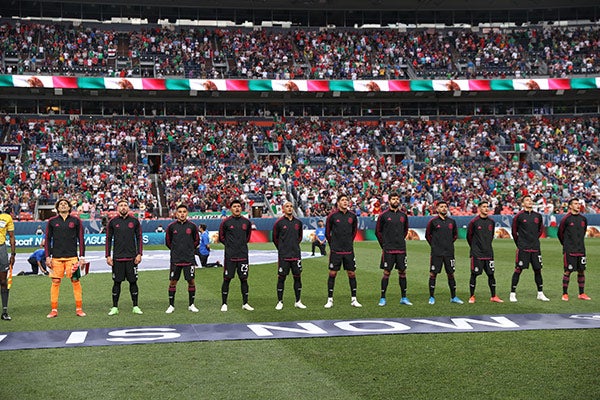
2;20;599;79
0;112;599;221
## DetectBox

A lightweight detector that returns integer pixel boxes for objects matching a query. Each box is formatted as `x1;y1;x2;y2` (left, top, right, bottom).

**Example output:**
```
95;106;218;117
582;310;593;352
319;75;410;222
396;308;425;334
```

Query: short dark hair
117;199;128;206
176;204;188;211
478;200;489;207
337;194;348;204
389;192;400;199
568;198;579;206
55;198;71;211
436;200;447;207
230;199;242;208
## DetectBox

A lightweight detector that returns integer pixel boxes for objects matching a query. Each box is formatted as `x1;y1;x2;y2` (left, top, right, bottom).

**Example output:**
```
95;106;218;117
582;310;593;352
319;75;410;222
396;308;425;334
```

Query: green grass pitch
1;239;599;400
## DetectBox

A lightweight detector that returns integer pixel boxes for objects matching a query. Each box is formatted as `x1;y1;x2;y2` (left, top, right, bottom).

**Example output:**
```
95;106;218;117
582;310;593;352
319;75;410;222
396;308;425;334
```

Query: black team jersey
325;208;357;254
425;215;457;257
45;214;85;258
219;215;252;261
105;215;143;261
467;215;495;259
512;210;543;251
272;216;302;260
375;208;408;253
558;212;587;256
165;219;199;265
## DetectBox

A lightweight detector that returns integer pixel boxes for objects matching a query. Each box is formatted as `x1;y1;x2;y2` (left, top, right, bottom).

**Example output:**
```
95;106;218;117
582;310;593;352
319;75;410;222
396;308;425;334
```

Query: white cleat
537;292;550;302
188;304;199;312
509;292;518;303
242;303;254;311
275;301;284;310
294;301;307;309
220;304;228;312
324;298;334;309
165;305;175;314
350;297;363;308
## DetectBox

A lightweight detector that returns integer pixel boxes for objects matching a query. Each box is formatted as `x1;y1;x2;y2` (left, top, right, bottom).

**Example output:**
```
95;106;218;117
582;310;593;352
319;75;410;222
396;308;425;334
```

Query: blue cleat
400;297;413;306
378;297;387;306
428;297;435;305
450;296;464;304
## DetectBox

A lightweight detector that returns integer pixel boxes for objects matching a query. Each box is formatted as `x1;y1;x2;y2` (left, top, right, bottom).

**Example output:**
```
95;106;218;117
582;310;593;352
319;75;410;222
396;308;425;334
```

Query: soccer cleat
75;309;87;317
1;313;11;321
220;304;228;312
165;305;175;314
275;301;284;310
509;292;518;302
294;301;307;309
468;296;476;304
378;297;387;306
490;296;504;303
561;294;569;301
242;303;254;311
428;297;435;305
536;292;550;302
47;309;58;318
578;293;592;301
108;307;119;316
324;298;334;309
188;304;199;312
350;298;362;308
400;297;413;306
132;306;143;314
450;296;464;304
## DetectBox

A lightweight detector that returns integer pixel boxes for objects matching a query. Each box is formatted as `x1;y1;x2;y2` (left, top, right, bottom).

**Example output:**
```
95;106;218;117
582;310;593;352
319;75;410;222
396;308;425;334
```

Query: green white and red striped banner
1;75;598;92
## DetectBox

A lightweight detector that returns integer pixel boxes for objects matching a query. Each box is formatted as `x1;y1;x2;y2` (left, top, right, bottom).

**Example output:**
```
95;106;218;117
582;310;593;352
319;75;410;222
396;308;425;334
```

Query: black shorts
515;250;543;271
380;252;407;272
169;263;195;281
278;258;302;276
563;254;586;272
328;252;356;272
112;260;138;283
470;258;495;276
223;259;249;280
429;255;455;275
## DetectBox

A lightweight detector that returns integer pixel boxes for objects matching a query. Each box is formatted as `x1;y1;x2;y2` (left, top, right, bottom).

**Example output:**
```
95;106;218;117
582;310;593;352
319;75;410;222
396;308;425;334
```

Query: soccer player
324;194;361;309
197;224;221;268
425;201;463;305
165;204;200;313
509;195;549;302
375;192;412;306
45;198;86;318
0;206;16;320
311;220;326;256
466;200;503;303
219;199;253;312
105;200;144;316
272;201;306;310
558;198;591;301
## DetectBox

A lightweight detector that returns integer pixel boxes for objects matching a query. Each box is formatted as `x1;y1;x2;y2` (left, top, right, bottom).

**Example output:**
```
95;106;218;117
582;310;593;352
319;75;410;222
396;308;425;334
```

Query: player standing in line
324;194;361;309
509;195;550;302
272;201;306;310
376;192;412;306
466;200;503;303
105;199;144;316
558;198;591;301
219;199;253;312
45;198;86;318
425;201;463;305
165;204;200;313
0;206;15;320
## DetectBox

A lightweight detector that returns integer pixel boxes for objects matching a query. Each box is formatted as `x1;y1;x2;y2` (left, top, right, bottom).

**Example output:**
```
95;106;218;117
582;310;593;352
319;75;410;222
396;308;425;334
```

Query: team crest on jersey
534;218;539;224
348;218;353;224
242;224;247;230
69;222;75;228
448;223;453;229
488;224;493;231
128;222;134;228
115;224;120;228
400;216;405;222
186;228;192;234
295;223;299;230
581;221;585;227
